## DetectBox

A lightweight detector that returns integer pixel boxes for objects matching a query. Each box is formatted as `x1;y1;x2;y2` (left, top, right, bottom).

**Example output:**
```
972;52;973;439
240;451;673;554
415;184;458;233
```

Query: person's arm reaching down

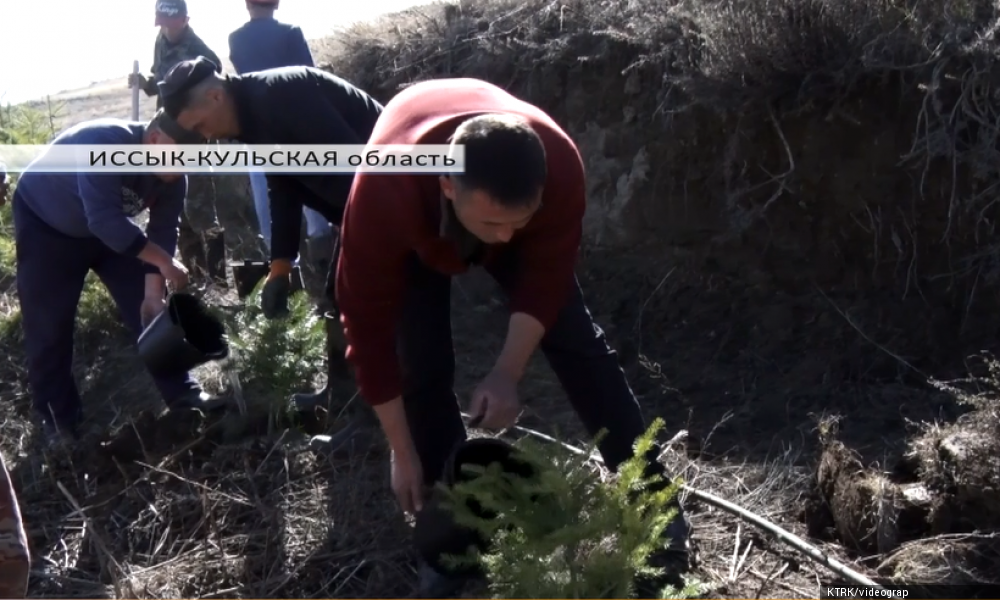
76;172;179;280
258;175;307;319
144;177;186;273
266;89;365;274
490;146;587;381
336;173;417;406
265;175;305;269
337;172;423;511
141;177;186;320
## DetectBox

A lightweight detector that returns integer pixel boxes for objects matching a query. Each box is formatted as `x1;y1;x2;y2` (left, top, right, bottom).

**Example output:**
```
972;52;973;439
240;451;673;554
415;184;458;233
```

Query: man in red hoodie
336;77;690;596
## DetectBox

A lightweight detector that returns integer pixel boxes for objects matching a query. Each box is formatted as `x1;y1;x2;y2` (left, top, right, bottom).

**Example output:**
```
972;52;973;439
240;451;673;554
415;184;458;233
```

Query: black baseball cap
158;56;220;118
149;108;205;144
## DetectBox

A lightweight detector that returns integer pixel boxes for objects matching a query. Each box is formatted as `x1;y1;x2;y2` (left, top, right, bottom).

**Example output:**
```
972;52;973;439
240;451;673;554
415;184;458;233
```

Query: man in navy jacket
12;110;227;445
228;0;335;306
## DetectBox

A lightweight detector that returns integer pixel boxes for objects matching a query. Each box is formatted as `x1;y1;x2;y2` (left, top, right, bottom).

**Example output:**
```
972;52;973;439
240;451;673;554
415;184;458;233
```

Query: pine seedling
438;419;700;598
227;282;325;403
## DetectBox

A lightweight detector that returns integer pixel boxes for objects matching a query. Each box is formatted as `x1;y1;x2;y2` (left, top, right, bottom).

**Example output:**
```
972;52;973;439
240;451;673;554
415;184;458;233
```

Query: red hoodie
336;78;586;405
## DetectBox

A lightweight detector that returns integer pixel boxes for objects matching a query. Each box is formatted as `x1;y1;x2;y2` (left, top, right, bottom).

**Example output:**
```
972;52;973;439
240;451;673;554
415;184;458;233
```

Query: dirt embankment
323;0;1000;389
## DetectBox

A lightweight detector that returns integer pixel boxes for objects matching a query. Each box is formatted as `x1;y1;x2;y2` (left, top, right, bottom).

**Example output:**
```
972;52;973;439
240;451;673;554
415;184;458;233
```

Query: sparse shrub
0;100;60;145
439;418;705;599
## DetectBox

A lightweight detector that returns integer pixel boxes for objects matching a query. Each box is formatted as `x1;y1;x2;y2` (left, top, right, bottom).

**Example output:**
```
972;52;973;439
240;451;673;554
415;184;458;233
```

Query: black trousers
395;253;660;486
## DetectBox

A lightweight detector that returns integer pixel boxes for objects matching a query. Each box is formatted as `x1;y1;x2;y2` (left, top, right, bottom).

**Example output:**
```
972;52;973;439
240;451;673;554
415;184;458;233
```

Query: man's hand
262;259;292;319
391;446;425;515
159;258;189;290
468;368;521;430
127;72;147;89
372;396;426;515
261;275;290;319
468;312;544;429
140;295;166;328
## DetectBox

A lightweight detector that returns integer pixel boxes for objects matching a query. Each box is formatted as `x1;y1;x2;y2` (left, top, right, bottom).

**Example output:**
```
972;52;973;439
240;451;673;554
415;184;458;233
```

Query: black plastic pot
136;292;229;377
413;437;538;577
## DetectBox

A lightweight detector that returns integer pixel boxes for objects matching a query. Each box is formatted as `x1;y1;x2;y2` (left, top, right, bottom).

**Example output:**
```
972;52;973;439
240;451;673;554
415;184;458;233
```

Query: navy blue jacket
229;17;314;73
15;119;185;273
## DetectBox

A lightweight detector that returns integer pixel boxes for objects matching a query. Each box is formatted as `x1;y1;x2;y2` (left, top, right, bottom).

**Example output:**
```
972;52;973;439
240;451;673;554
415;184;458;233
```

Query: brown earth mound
809;418;933;555
908;387;1000;534
807;358;1000;588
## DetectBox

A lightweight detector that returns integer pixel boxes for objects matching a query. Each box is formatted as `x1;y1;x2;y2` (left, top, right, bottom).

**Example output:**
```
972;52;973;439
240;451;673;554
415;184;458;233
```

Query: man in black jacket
158;56;383;417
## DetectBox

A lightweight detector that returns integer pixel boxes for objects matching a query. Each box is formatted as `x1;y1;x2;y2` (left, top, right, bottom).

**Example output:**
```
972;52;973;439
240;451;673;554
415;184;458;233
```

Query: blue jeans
249;171;331;256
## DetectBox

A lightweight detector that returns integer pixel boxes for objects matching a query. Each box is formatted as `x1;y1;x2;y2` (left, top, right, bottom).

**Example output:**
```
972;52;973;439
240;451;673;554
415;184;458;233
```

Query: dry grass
15;433;411;597
878;532;1000;587
0;262;840;599
4;271;997;598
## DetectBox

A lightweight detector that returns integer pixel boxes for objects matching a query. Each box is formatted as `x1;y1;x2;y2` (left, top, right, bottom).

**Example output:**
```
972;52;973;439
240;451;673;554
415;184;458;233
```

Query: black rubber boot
292;383;330;412
632;477;693;598
409;561;467;599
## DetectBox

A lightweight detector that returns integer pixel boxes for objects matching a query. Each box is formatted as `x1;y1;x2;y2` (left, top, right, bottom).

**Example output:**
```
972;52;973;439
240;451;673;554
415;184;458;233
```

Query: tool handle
131;60;140;120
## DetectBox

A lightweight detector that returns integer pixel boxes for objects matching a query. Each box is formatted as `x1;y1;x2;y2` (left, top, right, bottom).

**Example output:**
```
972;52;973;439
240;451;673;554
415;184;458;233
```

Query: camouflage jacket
143;26;222;107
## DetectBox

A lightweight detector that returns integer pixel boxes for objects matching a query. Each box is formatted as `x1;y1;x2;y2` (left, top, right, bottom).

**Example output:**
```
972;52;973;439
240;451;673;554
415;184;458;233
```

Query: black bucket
136;292;229;377
413;437;539;577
